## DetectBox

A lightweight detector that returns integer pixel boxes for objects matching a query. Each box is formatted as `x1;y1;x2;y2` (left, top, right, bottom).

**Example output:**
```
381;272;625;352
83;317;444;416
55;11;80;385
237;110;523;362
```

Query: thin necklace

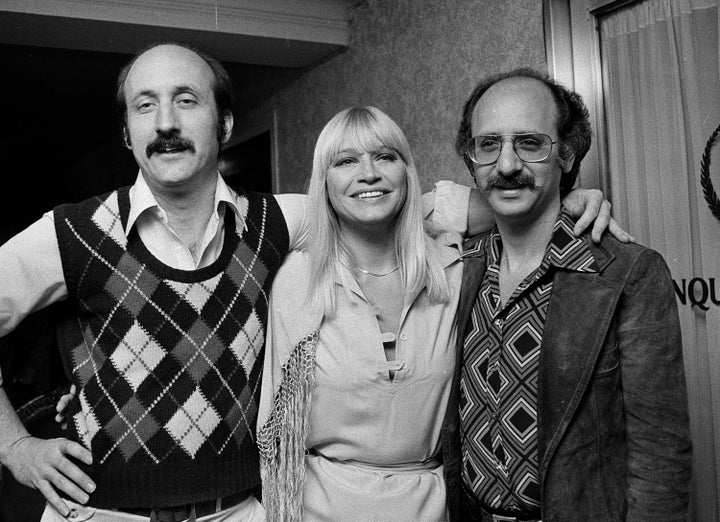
353;264;399;277
339;258;399;277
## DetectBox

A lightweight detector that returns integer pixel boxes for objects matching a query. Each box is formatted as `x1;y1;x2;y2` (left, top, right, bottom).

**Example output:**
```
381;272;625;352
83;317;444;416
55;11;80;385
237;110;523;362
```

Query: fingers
55;386;75;414
53;440;95;498
569;189;603;237
589;200;612;242
37;479;71;518
608;218;636;244
569;194;636;243
55;385;76;427
64;439;93;466
54;411;66;425
50;460;92;504
7;437;95;510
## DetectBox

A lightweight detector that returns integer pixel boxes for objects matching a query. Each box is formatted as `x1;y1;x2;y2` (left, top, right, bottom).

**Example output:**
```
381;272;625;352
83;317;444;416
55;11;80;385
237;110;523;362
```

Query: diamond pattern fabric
460;209;598;512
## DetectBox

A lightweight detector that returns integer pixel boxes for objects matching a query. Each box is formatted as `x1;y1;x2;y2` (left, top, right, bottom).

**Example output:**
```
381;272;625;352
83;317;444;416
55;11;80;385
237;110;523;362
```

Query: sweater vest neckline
116;185;241;283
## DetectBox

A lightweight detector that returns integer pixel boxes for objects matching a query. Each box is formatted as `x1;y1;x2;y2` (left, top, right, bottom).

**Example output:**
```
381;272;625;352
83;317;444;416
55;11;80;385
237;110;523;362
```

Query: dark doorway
0;44;137;235
220;131;273;194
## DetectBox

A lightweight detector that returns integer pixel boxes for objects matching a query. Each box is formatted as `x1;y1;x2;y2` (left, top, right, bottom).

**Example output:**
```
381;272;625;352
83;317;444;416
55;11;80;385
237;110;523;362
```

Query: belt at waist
117;488;253;521
308;451;442;472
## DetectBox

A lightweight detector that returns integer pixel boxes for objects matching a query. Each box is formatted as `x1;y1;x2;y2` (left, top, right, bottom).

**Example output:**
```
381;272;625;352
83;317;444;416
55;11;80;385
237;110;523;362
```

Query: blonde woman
257;106;461;522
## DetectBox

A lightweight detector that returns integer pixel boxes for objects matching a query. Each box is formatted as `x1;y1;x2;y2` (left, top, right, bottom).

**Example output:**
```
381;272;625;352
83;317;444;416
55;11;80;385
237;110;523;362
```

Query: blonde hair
307;106;449;312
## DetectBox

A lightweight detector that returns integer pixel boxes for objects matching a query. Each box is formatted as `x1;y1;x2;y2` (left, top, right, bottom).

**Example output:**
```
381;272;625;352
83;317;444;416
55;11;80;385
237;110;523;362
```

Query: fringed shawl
258;331;318;522
256;251;323;522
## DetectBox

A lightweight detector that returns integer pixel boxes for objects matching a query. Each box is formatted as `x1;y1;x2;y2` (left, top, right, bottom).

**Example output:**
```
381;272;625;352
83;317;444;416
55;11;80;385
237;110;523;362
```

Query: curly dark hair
116;41;234;144
455;68;591;197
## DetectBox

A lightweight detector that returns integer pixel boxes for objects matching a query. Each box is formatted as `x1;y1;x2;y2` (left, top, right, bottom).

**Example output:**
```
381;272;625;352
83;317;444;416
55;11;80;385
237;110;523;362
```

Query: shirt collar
125;172;248;235
543;207;599;273
462;206;599;273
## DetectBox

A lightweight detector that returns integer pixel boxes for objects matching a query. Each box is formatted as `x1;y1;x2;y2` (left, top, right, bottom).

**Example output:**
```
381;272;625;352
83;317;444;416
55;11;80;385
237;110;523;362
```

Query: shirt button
494;319;503;328
399;333;408;341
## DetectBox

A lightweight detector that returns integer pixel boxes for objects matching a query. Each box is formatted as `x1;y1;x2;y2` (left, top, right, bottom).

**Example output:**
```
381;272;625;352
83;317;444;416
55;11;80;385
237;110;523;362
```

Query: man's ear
560;144;575;173
123;127;132;149
221;112;234;144
561;155;576;173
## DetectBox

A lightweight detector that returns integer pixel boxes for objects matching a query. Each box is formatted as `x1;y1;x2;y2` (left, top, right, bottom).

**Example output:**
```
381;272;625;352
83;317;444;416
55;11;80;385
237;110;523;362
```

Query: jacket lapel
457;254;487;346
444;251;487;437
536;259;622;480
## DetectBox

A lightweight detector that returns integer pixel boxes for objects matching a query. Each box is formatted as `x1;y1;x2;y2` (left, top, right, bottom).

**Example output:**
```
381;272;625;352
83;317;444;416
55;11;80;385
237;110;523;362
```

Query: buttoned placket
345;271;416;384
485;261;540;482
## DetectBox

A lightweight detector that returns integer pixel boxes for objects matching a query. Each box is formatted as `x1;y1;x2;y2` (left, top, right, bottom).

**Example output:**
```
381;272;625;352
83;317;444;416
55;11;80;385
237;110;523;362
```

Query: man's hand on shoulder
3;435;95;517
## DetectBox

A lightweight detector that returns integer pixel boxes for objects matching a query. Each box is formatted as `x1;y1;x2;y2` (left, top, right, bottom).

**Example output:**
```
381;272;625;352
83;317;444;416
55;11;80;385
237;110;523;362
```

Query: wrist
0;433;32;465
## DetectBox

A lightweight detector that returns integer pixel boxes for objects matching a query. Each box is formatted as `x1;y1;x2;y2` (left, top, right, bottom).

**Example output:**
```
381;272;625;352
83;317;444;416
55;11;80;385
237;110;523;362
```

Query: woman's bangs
345;113;404;158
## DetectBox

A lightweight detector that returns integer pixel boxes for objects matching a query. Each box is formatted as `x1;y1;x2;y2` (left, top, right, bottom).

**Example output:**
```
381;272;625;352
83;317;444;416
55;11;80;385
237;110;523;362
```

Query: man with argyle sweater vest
443;69;692;521
0;42;310;521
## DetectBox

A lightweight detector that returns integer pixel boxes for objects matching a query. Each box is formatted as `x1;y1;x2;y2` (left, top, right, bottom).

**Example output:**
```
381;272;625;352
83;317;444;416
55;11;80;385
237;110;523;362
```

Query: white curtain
600;1;720;519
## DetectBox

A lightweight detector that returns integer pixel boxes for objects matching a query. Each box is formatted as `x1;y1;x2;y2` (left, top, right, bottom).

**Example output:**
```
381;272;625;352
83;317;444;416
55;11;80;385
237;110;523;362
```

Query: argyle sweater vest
53;186;289;508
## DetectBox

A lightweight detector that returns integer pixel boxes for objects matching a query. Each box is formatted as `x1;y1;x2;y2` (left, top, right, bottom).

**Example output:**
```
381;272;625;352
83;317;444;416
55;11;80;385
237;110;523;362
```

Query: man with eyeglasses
441;69;692;522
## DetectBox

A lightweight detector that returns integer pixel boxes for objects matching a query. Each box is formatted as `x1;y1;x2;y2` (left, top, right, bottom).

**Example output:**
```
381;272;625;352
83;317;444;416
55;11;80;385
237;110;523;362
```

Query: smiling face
326;140;408;233
471;77;572;225
123;44;232;192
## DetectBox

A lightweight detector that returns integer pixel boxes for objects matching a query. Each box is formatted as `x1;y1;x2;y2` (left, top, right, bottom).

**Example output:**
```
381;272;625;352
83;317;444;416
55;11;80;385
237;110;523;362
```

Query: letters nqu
673;278;720;310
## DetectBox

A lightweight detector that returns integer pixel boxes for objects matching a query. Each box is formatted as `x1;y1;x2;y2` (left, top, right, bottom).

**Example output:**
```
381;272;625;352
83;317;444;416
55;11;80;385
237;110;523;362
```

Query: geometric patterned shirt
53;185;289;508
460;208;599;513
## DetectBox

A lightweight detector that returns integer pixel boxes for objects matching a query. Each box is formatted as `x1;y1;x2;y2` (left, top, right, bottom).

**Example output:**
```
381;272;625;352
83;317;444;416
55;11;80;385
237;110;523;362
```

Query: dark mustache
146;132;195;158
486;173;536;190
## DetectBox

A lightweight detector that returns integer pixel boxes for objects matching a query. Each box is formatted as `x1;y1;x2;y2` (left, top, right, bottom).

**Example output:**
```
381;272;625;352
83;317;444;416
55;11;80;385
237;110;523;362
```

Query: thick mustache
146;134;195;158
485;174;536;190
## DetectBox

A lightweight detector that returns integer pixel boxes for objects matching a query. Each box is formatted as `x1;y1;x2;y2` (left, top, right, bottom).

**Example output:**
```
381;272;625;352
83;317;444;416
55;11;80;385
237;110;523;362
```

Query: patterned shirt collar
462;206;600;274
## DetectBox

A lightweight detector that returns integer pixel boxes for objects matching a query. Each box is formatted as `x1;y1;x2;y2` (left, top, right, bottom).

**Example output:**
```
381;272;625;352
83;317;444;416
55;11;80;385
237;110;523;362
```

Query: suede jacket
441;233;692;522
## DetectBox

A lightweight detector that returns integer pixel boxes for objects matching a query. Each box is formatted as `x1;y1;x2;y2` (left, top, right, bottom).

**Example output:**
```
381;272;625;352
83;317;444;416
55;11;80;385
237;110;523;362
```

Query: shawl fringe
258;330;319;522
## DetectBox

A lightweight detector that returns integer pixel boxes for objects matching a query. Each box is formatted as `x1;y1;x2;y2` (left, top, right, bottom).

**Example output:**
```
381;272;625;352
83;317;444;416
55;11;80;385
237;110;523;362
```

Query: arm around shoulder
273;193;311;251
422;181;477;235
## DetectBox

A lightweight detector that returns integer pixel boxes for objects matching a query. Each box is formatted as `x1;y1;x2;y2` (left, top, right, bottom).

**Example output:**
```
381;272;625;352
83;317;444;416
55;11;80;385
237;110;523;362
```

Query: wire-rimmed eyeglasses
467;133;557;166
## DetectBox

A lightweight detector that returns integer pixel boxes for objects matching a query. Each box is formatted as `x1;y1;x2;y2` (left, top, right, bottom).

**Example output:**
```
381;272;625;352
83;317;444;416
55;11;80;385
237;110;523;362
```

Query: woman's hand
54;384;76;430
563;188;635;243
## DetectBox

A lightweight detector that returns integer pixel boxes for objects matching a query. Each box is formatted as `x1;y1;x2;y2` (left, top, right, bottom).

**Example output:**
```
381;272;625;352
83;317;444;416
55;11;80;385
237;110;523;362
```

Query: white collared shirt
125;173;249;269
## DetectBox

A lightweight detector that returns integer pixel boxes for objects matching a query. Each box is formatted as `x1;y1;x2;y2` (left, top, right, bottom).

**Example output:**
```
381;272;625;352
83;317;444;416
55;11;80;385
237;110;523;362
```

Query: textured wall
238;0;546;193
